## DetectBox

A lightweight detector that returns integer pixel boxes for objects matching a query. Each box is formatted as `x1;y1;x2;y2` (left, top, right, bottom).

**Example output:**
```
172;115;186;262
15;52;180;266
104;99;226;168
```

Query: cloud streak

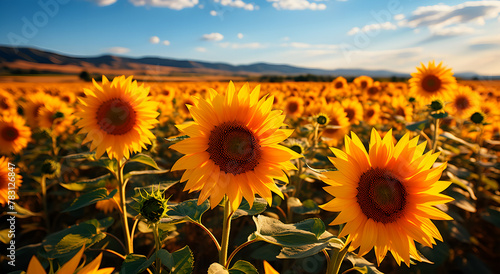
268;0;327;11
129;0;199;10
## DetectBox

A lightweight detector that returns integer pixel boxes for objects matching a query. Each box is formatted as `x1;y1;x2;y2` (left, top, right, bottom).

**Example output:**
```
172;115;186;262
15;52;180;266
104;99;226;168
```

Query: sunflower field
1;61;499;274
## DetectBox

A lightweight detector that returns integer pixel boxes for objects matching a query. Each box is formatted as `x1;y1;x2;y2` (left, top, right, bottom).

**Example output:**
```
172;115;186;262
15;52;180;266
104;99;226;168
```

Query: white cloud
104;47;130;54
400;1;500;34
214;0;255;11
394;14;405;21
163;40;170;46
347;22;397;35
88;0;117;6
268;0;327;11
237;33;244;39
149;36;160;44
202;32;224;41
431;25;475;36
283;42;339;50
129;0;199;10
210;10;218;16
195;47;207;52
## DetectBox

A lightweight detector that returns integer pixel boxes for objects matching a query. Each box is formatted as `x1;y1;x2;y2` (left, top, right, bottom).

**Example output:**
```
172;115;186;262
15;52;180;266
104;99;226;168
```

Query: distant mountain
0;45;493;79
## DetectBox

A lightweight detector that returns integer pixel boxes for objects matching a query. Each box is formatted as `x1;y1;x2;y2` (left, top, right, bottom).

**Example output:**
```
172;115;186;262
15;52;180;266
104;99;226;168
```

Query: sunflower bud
136;187;169;224
315;113;329;126
41;159;60;178
409;97;416;103
470;111;485;125
52;111;65;120
290;144;304;155
429;99;444;111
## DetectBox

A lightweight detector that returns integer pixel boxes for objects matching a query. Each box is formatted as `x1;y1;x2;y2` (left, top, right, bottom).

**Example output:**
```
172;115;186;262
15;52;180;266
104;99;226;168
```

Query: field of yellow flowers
1;61;499;274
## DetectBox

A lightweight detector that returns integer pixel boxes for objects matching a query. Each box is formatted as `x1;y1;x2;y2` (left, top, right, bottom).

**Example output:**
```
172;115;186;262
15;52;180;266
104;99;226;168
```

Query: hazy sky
1;0;499;75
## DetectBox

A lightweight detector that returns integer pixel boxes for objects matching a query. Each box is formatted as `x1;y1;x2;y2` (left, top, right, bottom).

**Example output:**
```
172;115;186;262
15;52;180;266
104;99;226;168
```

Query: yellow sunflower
363;103;381;126
0;115;32;155
447;85;481;120
409;61;457;103
27;245;114;274
332;76;348;91
353;75;373;91
392;95;413;122
22;92;55;129
75;76;159;160
321;129;453;266
0;156;22;205
341;98;364;125
283;96;304;119
320;102;350;147
0;90;17;116
170;82;301;210
39;98;75;136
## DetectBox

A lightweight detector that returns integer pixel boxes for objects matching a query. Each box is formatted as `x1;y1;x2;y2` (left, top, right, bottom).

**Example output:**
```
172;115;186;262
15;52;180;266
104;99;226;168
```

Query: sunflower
22;92;55;128
341;98;363;125
353;75;373;91
321;129;453;266
0;115;31;155
0;90;17;116
447;85;481;120
409;61;457;103
392;95;413;122
38;98;75;136
0;156;22;205
320;102;350;147
26;245;114;274
75;76;159;160
363;103;381;126
175;93;196;120
332;76;348;91
170;82;301;210
283;96;304;119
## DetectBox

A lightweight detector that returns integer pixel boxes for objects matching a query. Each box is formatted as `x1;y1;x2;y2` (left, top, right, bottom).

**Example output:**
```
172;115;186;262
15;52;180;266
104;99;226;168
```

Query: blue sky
1;0;499;75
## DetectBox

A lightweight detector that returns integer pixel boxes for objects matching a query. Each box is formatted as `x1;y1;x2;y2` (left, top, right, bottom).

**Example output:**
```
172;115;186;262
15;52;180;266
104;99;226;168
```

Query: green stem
153;223;161;274
41;175;50;232
219;197;233;266
192;221;221;251
117;160;133;254
326;244;349;274
476;125;485;186
226;239;260;268
432;118;440;153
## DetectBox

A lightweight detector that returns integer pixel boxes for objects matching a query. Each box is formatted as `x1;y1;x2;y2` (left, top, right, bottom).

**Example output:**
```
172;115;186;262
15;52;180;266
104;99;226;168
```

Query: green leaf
229;260;258;274
59;174;111;192
440;132;476;149
232;198;268;220
347;266;369;274
62;151;95;160
448;220;471;243
481;207;500;228
171;246;194;274
134;181;178;193
163;199;210;224
127;169;170;177
249;215;332;247
447;188;476;212
121;254;148;274
406;120;428;131
127;153;160;170
431;112;448;119
90;158;118;174
62;188;117;212
446;171;477;200
346;254;383;274
288;197;320;215
165;135;190;142
43;218;112;258
8;203;42;218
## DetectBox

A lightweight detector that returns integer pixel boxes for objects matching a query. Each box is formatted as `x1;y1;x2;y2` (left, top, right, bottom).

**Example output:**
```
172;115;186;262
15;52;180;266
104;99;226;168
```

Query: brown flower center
366;109;375;118
207;121;261;175
356;167;407;223
345;108;355;122
421;75;442;93
0;98;9;110
335;82;344;89
367;86;379;96
360;81;368;89
455;96;470;111
1;126;20;142
287;101;299;114
96;98;137;135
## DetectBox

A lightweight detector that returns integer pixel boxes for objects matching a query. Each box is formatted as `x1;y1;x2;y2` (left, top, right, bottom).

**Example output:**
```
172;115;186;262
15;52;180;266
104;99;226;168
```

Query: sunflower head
470;111;486;125
409;61;457;104
0;114;32;155
315;113;330;126
170;82;301;210
41;159;60;178
75;76;159;160
429;99;445;112
136;187;169;224
321;129;453;266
